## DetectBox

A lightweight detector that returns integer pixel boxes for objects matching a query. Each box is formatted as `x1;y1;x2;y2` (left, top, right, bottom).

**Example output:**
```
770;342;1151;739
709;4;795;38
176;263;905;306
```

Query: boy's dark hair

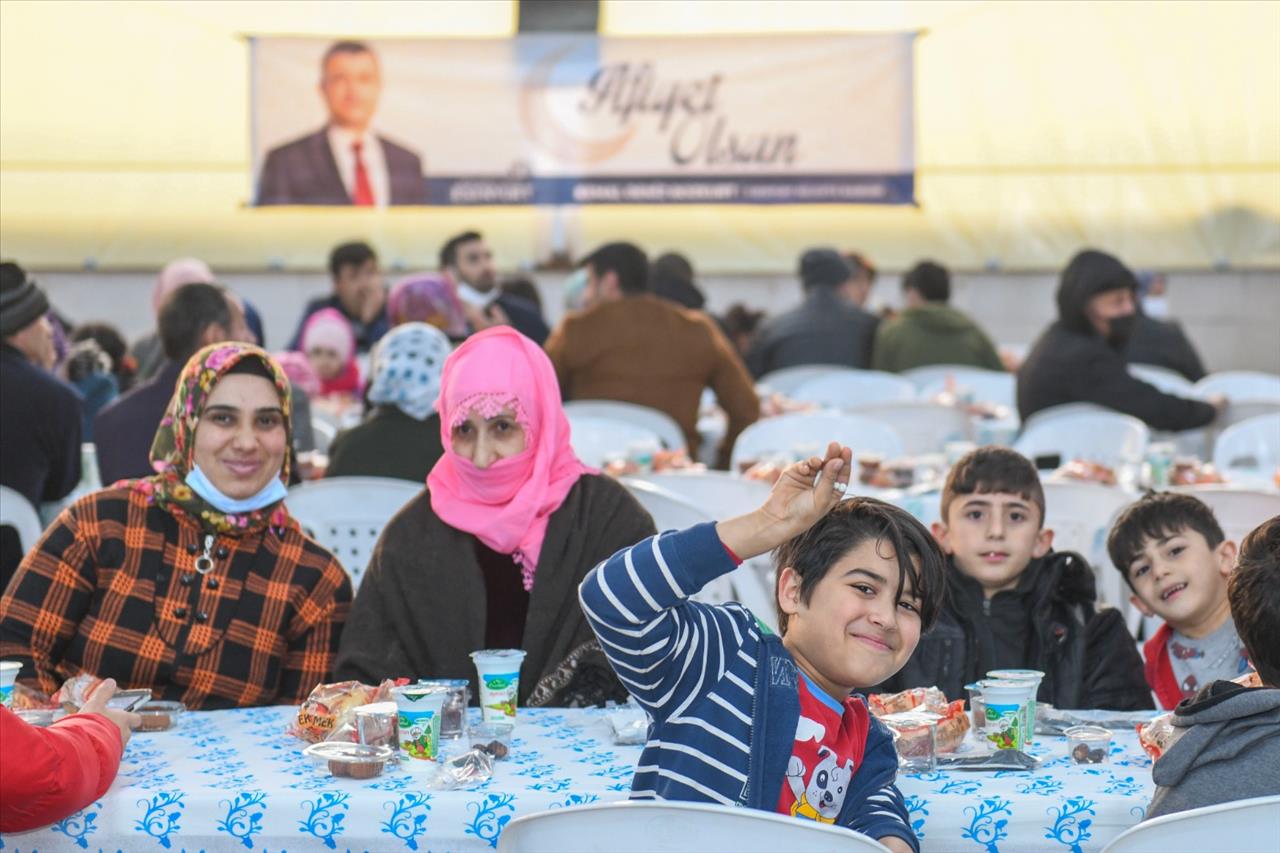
903;260;950;303
773;497;945;635
439;231;483;270
1229;516;1280;687
328;241;377;281
579;242;649;294
940;447;1045;525
1106;492;1225;590
159;283;231;363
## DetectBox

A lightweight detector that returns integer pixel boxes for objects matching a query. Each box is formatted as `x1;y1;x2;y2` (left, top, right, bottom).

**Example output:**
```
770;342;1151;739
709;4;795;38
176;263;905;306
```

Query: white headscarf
366;322;452;421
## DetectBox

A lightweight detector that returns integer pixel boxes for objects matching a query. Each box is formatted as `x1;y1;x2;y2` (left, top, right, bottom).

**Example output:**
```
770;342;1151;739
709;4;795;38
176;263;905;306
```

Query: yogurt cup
986;669;1045;745
978;678;1036;751
470;649;526;724
0;661;20;709
391;684;448;762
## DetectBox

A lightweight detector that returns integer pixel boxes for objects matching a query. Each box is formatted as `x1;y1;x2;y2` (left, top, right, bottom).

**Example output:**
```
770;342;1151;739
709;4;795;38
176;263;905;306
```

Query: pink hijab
427;326;594;591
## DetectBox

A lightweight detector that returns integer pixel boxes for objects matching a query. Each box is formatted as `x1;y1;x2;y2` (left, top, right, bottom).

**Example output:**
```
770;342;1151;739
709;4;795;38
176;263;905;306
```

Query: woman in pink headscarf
300;307;361;398
334;327;656;706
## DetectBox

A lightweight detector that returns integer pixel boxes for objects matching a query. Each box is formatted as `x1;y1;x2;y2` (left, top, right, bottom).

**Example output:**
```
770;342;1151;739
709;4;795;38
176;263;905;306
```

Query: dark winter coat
745;287;879;378
878;550;1153;711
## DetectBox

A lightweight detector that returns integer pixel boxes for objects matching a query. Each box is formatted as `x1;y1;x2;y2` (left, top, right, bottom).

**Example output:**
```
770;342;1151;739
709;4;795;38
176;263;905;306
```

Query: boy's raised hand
716;442;852;561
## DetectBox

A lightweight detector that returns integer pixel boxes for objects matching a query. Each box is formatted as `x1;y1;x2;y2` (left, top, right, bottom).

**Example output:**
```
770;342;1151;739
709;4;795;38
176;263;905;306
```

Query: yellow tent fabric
1;0;1276;271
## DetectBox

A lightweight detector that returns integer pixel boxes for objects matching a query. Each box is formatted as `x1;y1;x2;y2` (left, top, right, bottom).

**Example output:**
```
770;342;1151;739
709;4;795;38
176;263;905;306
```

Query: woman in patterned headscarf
387;273;469;340
0;343;352;709
325;322;452;482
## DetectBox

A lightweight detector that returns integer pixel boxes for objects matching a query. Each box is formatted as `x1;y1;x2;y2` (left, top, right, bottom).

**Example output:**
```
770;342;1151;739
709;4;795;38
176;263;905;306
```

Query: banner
250;34;915;207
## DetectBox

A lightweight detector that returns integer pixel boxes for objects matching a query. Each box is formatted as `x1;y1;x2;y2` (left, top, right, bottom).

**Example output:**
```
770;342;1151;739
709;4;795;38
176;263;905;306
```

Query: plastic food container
986;669;1045;746
15;708;67;727
354;702;399;751
417;679;470;739
1065;725;1112;764
304;741;395;779
136;701;186;732
0;661;21;709
882;711;939;773
392;685;448;761
468;721;515;760
470;649;526;724
965;682;985;732
978;679;1036;750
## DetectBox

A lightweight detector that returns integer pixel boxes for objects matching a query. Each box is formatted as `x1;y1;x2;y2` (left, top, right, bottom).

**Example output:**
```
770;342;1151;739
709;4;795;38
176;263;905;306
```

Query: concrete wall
34;268;1280;373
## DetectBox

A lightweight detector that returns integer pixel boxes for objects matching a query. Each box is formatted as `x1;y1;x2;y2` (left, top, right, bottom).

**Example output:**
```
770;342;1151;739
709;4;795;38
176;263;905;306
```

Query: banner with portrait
249;34;916;207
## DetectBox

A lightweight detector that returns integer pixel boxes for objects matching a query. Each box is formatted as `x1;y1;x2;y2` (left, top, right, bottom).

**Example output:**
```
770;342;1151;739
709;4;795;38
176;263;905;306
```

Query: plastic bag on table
606;698;650;745
868;686;948;717
937;750;1042;771
289;679;403;743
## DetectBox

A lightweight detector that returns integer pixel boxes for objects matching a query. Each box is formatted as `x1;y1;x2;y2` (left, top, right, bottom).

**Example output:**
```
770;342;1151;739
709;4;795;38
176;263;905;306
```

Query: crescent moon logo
519;43;635;166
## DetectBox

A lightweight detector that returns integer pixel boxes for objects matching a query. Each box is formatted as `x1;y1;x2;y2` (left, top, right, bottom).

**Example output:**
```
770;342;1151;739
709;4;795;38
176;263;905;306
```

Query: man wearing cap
745;248;881;378
1;262;83;590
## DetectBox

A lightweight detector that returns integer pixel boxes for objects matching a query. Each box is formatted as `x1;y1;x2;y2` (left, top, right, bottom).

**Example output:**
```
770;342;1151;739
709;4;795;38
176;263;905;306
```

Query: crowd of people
0;237;1275;844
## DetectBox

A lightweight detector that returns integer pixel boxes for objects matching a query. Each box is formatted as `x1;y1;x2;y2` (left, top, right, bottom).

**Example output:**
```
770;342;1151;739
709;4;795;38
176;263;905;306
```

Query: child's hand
758;442;852;537
715;442;851;561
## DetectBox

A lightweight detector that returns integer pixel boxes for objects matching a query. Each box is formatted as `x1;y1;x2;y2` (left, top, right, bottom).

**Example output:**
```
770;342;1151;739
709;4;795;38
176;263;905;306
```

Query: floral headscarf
366;322;452;421
388;273;469;338
125;342;293;535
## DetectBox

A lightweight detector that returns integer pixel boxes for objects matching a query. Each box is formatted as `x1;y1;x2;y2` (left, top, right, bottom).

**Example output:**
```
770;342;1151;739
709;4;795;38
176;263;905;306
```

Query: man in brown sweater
545;242;759;469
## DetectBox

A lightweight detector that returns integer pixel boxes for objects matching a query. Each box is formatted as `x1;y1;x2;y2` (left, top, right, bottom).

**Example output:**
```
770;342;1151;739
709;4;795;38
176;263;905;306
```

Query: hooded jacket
872;303;1004;374
1147;680;1280;819
746;287;880;378
1016;250;1217;431
877;550;1153;711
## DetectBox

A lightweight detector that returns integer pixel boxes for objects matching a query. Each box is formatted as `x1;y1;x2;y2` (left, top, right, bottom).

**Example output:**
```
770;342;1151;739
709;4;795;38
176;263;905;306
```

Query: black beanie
0;262;51;338
799;248;852;289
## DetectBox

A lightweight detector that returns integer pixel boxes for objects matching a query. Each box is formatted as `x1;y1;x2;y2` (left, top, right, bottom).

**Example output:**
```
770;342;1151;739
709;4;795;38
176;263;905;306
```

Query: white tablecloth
4;706;1155;852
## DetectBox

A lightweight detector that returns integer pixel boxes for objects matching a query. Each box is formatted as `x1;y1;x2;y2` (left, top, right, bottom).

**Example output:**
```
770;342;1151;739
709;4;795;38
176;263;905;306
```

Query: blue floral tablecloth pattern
1;706;1154;852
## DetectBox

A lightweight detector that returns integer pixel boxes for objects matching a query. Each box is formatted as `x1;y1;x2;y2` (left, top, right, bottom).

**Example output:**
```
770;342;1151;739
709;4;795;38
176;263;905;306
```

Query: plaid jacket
0;487;352;709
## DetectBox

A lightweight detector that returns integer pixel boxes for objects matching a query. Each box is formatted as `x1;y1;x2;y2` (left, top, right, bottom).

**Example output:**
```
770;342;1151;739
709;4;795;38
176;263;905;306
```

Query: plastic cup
417;678;470;739
1065;725;1113;764
964;682;985;732
0;661;21;709
987;669;1045;746
978;678;1036;751
470;649;526;724
391;684;448;762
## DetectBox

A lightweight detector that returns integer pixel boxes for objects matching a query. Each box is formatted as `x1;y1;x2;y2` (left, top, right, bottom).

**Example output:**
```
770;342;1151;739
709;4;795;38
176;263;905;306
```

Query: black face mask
1105;312;1138;350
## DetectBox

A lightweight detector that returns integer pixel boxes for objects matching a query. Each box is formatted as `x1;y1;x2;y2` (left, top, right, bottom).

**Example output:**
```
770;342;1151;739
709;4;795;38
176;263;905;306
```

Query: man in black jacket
745;248;880;378
877;448;1152;710
1017;249;1223;430
440;231;549;346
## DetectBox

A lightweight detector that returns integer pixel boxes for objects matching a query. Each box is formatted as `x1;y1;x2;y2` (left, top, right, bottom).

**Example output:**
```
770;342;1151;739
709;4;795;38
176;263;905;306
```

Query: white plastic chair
1127;363;1196;396
854;401;973;455
1015;411;1150;470
1169;486;1280;547
1102;795;1280;853
1193;370;1280;403
564;400;687;452
624;470;772;520
566;415;665;469
756;364;846;396
621;480;775;626
0;485;44;558
791;370;917;410
1212;412;1280;477
916;368;1017;410
1019;402;1110;434
497;800;890;853
1215;399;1280;432
286;477;423;590
1039;481;1137;610
731;413;905;472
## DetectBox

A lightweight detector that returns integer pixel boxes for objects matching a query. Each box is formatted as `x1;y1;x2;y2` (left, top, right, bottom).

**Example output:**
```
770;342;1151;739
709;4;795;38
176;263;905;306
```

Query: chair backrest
791;370;917;410
624;470;772;520
853;401;974;455
731;413;905;471
1127;363;1195;396
1015;411;1150;469
756;364;847;395
916;368;1017;410
620;480;736;607
1212;412;1280;475
1169;486;1280;546
1215;399;1280;433
310;418;337;455
1019;401;1111;434
1101;795;1280;853
1039;481;1137;609
497;800;889;853
1193;371;1280;403
565;415;665;468
0;485;44;558
564;400;687;452
285;477;423;590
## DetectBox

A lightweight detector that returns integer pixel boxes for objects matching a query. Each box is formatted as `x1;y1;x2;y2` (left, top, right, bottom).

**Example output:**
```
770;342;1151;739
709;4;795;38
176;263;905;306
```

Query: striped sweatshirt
579;522;919;851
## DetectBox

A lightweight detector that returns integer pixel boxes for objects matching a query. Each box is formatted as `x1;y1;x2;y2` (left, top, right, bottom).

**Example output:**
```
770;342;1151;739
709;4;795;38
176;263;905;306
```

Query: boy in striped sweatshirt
580;443;945;852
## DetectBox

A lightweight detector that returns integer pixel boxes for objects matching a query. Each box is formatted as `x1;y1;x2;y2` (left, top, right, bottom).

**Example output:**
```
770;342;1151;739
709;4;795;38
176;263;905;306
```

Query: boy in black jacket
878;447;1152;710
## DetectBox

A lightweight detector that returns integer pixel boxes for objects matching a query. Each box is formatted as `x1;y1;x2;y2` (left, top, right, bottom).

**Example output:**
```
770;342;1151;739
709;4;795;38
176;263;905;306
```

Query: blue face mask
184;464;288;514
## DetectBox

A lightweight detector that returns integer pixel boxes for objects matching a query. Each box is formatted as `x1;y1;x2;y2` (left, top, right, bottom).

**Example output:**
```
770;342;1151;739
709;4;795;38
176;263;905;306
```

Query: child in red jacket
1;678;140;832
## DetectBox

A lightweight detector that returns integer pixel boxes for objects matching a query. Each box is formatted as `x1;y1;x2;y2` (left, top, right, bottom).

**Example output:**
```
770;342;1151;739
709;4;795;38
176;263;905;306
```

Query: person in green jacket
872;261;1004;374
